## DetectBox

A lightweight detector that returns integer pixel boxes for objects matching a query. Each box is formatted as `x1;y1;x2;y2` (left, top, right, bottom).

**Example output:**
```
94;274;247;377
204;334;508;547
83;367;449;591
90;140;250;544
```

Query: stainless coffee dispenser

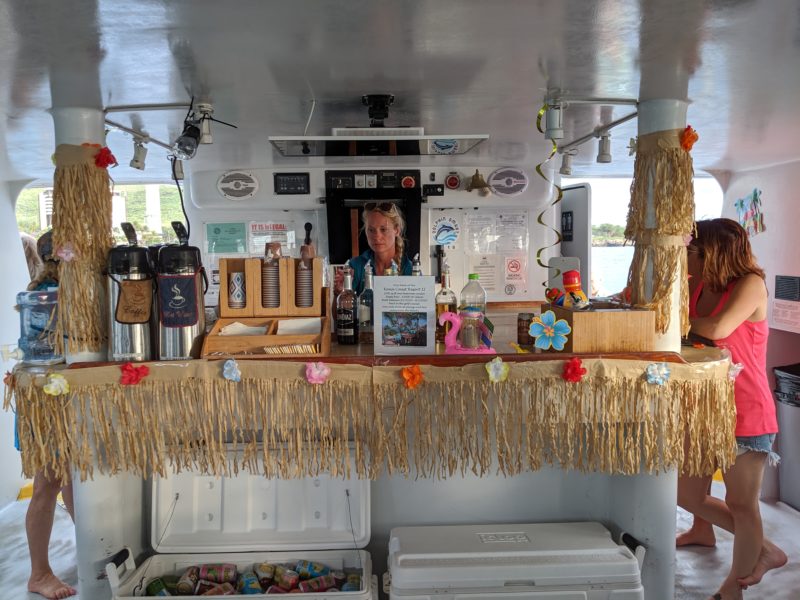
155;222;207;360
107;223;154;362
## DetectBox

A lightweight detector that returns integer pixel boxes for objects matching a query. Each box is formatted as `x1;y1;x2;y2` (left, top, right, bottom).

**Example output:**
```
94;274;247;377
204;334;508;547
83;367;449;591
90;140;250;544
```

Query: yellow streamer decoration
534;104;564;290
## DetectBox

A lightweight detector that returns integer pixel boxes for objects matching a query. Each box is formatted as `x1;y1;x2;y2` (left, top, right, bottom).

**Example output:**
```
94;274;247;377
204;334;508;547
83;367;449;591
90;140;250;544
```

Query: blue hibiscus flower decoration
645;362;671;385
223;359;241;383
529;310;572;351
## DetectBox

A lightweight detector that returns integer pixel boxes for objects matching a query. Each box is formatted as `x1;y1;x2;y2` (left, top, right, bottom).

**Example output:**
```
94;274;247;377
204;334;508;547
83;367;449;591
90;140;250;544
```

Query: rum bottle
358;262;374;344
336;263;358;345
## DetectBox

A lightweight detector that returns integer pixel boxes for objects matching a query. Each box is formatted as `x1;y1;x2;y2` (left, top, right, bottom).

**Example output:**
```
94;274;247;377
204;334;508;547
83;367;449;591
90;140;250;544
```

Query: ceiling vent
331;126;425;137
488;167;529;196
217;171;259;200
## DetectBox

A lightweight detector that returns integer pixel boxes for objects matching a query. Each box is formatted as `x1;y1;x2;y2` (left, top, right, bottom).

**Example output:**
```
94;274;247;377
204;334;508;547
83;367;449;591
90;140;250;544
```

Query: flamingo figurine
439;311;496;355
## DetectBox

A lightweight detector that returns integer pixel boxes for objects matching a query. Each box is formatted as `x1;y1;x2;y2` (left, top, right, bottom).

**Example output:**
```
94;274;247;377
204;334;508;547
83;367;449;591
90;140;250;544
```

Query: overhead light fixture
196;102;214;144
171;99;237;159
559;151;575;176
544;102;564;140
129;139;147;170
596;134;612;163
466;169;492;196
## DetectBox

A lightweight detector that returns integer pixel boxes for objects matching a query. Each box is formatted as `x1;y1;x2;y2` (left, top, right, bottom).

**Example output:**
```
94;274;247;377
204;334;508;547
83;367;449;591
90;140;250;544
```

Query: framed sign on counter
373;276;436;356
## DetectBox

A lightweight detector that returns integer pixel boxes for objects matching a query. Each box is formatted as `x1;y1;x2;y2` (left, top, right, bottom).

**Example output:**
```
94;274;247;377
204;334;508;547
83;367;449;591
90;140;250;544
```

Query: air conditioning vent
776;275;800;301
331;127;425;137
217;171;259;200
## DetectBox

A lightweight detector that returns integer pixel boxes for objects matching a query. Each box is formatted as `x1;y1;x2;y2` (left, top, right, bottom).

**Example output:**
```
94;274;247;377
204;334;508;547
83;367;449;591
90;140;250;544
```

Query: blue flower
645;362;671;385
529;310;572;351
223;359;241;383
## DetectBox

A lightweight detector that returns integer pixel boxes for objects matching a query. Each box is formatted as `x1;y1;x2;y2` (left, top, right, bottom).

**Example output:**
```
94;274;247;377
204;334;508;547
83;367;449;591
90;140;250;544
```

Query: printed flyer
373;276;436;355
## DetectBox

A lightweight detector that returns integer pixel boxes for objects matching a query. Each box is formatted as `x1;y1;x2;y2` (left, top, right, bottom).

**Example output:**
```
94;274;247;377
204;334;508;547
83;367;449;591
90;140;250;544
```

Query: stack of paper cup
261;261;281;308
295;264;313;308
228;272;246;309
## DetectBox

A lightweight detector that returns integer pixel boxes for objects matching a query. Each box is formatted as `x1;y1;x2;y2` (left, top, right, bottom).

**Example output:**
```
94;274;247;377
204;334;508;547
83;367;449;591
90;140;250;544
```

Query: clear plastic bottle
358;262;374;344
411;253;422;276
459;273;487;314
17;289;64;365
336;262;358;345
435;265;457;343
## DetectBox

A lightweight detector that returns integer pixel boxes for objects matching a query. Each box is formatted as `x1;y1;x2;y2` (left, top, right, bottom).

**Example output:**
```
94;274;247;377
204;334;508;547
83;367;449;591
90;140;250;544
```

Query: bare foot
736;541;788;587
28;572;77;600
676;523;716;547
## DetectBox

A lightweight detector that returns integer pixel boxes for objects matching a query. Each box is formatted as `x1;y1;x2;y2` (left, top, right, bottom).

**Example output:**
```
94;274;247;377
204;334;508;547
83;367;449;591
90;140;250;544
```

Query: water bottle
17;289;64;365
459;273;487;314
458;274;487;349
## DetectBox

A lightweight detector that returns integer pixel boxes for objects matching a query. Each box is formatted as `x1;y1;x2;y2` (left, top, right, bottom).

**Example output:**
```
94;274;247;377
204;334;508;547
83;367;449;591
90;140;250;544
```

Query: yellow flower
485;356;510;383
43;373;69;396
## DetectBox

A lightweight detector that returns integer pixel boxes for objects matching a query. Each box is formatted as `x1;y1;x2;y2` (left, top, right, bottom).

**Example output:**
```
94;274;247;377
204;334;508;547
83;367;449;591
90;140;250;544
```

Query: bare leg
677;478;716;547
26;472;76;600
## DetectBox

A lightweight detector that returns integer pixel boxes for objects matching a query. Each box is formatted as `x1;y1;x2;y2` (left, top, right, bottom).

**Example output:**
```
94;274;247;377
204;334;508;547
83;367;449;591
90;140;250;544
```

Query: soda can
274;565;300;590
162;574;180;594
145;577;172;596
177;566;199;594
298;574;336;592
295;559;330;579
199;563;237;584
194;580;217;595
254;562;275;587
265;584;288;594
200;581;235;595
332;570;346;586
237;570;263;595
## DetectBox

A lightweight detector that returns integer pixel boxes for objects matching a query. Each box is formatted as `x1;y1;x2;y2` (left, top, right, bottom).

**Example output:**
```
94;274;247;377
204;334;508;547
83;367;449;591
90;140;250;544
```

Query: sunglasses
364;202;397;212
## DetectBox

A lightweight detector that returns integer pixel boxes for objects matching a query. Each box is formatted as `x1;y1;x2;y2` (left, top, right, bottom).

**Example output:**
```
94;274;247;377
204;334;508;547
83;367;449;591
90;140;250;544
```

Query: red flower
120;362;149;385
94;146;118;169
562;357;587;383
679;125;699;152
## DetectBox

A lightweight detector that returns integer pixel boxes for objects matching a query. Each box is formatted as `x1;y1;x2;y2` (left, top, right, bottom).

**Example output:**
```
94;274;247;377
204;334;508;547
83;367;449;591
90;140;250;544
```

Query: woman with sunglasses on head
335;202;412;294
677;218;786;599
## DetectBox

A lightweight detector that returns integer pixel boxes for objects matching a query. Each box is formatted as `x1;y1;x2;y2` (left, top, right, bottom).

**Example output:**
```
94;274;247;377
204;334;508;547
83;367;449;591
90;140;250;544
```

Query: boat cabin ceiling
1;0;800;185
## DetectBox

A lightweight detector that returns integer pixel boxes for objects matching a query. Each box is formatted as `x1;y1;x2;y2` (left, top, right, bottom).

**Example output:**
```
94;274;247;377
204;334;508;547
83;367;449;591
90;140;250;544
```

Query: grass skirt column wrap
52;144;114;353
5;356;735;483
625;129;695;335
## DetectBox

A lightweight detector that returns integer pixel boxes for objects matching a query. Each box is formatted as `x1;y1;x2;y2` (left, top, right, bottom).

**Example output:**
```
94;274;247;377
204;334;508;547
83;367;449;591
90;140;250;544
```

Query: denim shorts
736;433;780;466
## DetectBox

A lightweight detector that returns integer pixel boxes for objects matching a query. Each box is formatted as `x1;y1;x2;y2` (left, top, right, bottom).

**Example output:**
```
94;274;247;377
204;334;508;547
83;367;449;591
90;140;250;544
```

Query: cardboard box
201;316;330;358
544;303;655;353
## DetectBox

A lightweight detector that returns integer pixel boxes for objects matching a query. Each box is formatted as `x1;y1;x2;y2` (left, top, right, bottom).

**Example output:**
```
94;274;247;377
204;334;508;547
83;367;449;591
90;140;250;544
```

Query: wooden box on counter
286;256;324;316
544;303;655;353
201;316;331;359
249;257;290;317
218;257;256;318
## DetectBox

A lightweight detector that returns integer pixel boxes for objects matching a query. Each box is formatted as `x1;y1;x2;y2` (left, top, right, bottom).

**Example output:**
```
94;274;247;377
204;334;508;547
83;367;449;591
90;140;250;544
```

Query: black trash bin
775;363;800;511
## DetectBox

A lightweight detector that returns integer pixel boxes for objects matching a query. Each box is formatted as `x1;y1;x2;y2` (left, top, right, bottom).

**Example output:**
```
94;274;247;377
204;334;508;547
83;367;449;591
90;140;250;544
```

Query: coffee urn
155;222;207;360
107;223;154;362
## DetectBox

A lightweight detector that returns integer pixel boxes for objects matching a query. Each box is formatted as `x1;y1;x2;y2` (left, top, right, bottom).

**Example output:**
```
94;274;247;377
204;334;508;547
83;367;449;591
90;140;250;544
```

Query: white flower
43;373;69;396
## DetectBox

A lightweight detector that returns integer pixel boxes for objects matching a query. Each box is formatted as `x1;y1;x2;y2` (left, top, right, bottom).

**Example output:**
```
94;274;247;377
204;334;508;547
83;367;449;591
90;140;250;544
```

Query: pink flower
56;243;77;262
305;362;331;384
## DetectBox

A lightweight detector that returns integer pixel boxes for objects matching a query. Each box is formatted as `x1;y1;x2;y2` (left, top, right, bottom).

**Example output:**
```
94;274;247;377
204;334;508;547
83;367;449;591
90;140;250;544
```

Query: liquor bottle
336;263;358;345
358;262;374;344
435;265;457;343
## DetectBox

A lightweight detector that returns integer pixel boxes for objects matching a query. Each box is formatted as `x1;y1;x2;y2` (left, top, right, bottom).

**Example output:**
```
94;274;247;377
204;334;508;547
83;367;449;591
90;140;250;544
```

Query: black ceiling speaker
362;94;395;127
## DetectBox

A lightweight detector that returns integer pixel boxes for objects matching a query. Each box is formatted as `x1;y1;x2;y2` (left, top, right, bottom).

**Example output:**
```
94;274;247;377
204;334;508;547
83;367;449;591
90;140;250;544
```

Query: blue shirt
349;249;412;294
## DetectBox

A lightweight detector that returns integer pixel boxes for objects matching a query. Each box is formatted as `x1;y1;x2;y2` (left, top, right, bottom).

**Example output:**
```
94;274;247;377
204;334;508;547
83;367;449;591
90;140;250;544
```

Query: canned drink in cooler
298;574;336;592
295;559;330;579
274;565;300;590
255;562;275;587
332;570;346;586
341;571;362;592
145;577;171;596
177;566;199;594
265;584;288;594
200;581;235;595
194;580;217;595
162;574;180;594
237;570;263;594
199;563;237;583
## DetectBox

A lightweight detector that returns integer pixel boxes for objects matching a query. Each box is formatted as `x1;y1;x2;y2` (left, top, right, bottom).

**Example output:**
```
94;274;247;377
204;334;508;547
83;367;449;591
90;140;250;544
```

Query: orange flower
401;364;423;389
679;125;699;152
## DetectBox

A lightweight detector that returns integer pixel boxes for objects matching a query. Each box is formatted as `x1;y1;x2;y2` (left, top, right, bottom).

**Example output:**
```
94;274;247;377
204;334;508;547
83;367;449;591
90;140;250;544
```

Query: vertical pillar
145;184;163;233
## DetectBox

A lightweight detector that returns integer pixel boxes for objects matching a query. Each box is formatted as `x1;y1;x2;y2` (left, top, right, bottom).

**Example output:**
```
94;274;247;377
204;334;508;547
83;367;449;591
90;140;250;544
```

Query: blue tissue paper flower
223;359;241;383
646;362;671;385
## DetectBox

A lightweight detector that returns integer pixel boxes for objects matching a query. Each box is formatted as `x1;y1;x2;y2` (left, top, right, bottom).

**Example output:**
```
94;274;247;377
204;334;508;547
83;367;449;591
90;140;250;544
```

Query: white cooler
385;522;644;600
107;452;375;599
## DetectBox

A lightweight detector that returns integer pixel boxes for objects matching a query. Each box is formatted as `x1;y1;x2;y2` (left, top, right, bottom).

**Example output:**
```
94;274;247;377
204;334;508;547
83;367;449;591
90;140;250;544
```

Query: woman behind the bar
677;218;786;599
334;202;412;295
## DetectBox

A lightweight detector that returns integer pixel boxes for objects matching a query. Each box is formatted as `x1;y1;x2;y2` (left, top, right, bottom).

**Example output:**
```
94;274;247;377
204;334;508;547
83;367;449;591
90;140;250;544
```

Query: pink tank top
690;280;778;436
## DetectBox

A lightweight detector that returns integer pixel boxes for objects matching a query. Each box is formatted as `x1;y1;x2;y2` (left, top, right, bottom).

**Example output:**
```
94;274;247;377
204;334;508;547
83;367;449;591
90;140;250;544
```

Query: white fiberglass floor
0;482;797;599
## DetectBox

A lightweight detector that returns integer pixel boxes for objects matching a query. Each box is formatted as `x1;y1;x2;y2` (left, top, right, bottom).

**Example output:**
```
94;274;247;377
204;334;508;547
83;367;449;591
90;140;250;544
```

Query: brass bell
466;169;491;196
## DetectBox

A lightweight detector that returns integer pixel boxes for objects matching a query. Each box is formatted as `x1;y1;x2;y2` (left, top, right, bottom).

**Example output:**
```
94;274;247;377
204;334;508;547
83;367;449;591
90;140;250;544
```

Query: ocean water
591;245;635;297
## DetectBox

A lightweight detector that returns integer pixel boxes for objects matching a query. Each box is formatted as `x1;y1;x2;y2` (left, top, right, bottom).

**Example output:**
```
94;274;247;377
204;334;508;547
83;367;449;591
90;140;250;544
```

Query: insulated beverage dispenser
107;223;154;362
155;222;206;360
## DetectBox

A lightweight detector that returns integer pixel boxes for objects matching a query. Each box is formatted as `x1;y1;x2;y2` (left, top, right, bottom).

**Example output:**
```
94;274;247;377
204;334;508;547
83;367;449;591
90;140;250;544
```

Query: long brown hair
691;218;765;292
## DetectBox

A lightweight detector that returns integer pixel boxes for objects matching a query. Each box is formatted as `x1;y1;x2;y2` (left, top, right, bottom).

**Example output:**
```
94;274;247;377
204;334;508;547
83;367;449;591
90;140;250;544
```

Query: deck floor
0;482;797;599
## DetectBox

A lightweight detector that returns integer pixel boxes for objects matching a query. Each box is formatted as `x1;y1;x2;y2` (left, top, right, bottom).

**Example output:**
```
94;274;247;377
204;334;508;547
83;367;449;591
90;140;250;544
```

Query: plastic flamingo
439;311;496;355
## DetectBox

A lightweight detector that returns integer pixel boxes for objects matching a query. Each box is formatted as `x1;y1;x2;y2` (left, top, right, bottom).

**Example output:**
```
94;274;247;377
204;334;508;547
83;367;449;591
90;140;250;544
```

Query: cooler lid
151;448;370;553
388;522;641;591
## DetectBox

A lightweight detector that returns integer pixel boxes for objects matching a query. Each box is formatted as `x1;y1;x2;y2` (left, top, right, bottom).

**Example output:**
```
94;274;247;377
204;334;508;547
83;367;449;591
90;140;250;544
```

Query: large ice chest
385;522;644;600
107;451;375;599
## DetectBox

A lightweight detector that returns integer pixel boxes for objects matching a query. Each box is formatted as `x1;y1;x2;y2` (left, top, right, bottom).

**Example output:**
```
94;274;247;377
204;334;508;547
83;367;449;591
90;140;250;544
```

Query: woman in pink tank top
677;219;786;599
